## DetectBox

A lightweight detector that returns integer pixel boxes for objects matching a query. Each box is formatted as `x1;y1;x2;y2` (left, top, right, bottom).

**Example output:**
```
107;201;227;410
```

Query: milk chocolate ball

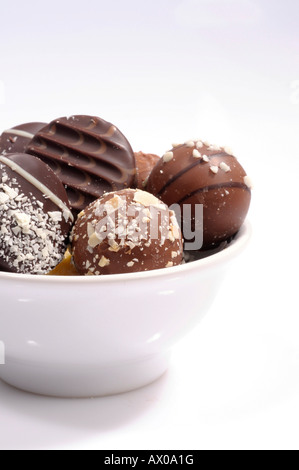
147;140;251;249
0;153;74;274
71;189;183;275
134;151;160;189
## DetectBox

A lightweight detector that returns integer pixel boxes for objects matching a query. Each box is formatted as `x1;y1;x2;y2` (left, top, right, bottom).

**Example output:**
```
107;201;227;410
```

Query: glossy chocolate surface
26;115;136;212
0;122;46;155
147;141;251;249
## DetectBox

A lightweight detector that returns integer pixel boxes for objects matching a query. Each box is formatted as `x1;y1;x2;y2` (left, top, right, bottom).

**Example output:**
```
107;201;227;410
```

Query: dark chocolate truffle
26;115;137;213
134;151;160;189
0;122;46;155
147;140;251;249
71;189;183;275
0;153;74;274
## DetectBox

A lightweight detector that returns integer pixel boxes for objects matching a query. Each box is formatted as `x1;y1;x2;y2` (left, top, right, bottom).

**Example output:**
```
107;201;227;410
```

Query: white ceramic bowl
0;222;251;397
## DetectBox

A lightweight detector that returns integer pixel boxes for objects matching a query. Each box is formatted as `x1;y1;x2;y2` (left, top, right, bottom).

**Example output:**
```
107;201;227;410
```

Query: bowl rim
0;221;252;284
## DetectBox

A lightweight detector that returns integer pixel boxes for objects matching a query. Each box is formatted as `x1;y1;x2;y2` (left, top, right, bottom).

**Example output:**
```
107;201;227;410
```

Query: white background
0;0;298;450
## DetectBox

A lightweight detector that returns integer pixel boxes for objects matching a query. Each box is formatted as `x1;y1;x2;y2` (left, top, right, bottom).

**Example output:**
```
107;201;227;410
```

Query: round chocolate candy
134;151;160;189
0;122;46;155
26;115;137;213
147;140;251;249
71;189;183;275
0;153;74;274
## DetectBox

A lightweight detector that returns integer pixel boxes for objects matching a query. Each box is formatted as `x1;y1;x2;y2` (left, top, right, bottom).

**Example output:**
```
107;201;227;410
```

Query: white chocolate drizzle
0;155;74;222
3;129;35;140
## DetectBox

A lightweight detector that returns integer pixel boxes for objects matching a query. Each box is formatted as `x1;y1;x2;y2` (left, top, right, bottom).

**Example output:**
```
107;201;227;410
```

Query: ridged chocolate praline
147;140;251;249
26;115;137;213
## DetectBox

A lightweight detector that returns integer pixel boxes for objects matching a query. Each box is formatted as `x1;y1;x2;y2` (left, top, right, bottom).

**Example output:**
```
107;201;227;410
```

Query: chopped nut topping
224;146;233;155
99;256;110;268
192;149;202;159
220;162;231;172
185;141;195;148
77;210;85;219
244;176;253;189
163;151;174;163
108;239;120;252
87;222;95;237
210;165;219;174
166;261;174;268
133;190;161;207
168;231;175;242
105;195;125;214
209;144;221;151
126;241;136;250
88;231;101;248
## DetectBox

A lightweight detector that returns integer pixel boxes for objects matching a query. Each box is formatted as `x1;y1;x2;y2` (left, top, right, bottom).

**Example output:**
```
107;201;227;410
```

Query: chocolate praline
147;140;251;249
71;188;183;275
26;115;137;213
0;122;46;155
134;151;160;189
0;153;73;274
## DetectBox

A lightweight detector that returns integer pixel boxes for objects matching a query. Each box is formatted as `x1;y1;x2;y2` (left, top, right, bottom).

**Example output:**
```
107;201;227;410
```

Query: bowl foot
0;352;170;398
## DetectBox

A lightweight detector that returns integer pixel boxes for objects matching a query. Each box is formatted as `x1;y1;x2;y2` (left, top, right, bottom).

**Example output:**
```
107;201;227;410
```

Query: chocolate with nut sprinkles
71;189;183;276
147;140;251;250
26;115;136;212
0;122;46;155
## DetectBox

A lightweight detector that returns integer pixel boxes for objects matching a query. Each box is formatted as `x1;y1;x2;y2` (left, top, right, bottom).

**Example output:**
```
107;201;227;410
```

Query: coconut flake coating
71;189;183;275
0;154;73;274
